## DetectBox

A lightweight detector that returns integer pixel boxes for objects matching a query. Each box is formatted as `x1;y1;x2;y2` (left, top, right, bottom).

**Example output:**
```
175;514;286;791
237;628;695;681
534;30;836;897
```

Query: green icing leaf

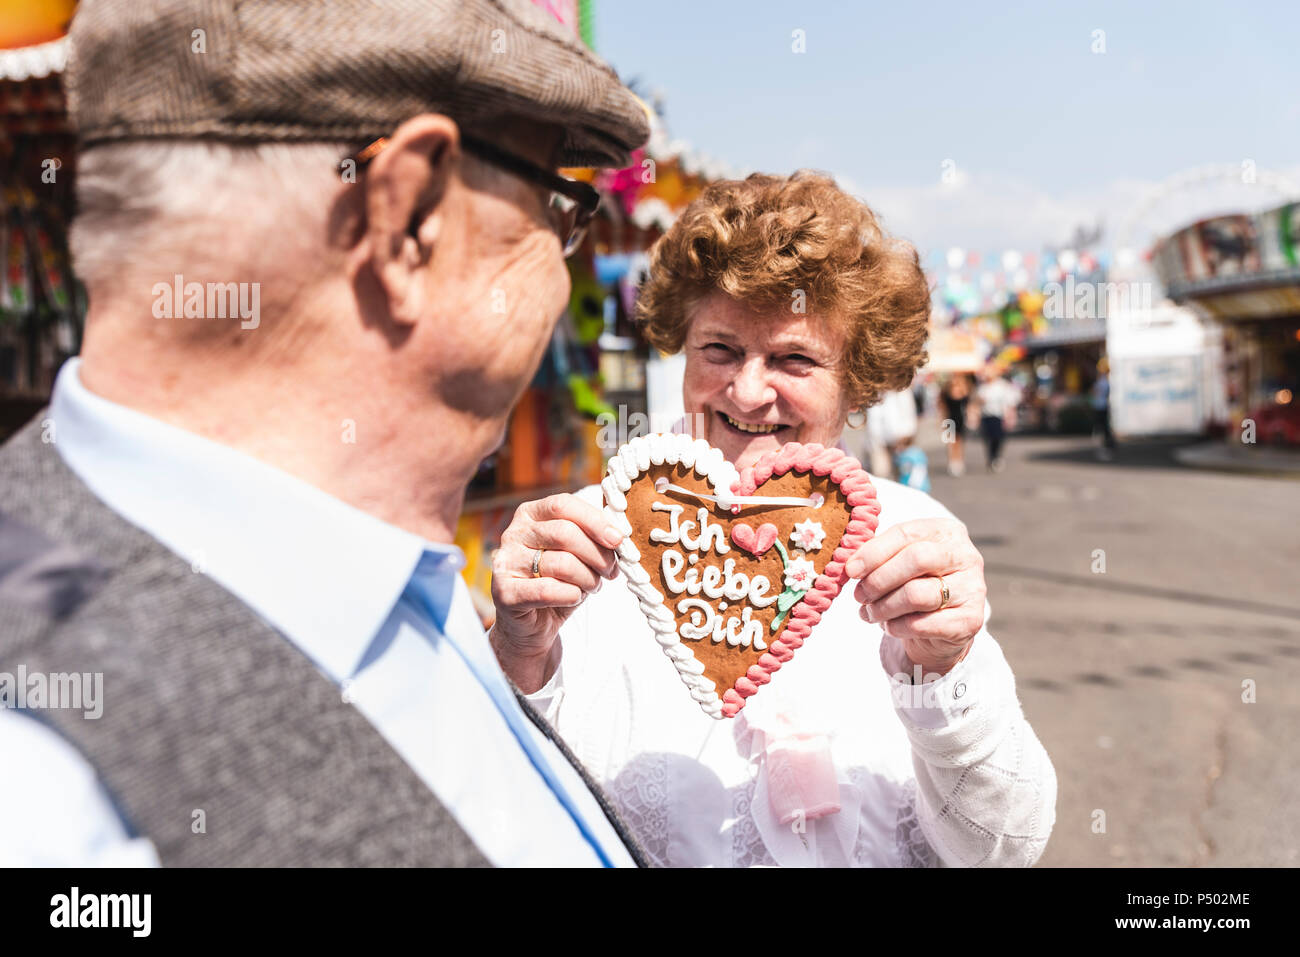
770;584;809;633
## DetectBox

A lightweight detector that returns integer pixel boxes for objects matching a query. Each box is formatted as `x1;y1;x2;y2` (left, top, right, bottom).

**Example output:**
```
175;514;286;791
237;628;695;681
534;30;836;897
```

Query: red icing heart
730;522;779;557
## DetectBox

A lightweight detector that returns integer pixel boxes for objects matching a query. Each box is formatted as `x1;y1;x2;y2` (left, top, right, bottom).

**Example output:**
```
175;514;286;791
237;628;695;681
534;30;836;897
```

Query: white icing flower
783;557;817;592
790;519;826;552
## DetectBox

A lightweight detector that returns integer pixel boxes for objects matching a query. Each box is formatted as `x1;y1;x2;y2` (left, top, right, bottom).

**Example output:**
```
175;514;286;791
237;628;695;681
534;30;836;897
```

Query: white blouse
528;475;1058;867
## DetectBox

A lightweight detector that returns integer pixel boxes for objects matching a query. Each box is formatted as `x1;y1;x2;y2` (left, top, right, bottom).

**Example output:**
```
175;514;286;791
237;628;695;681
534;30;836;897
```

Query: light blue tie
402;566;615;868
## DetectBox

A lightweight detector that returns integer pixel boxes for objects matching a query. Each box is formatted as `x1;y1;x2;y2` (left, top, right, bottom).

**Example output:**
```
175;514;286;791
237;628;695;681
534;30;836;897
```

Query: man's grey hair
69;140;354;293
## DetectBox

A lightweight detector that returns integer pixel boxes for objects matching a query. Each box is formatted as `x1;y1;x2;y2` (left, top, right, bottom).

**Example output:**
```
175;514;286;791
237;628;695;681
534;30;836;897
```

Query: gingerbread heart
601;434;880;719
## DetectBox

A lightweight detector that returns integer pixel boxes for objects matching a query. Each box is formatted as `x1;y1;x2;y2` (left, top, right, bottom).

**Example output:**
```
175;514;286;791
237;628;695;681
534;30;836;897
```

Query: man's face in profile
422;120;573;426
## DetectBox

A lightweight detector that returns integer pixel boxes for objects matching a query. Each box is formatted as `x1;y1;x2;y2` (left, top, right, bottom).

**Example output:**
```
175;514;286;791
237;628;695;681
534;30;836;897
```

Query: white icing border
602;433;741;719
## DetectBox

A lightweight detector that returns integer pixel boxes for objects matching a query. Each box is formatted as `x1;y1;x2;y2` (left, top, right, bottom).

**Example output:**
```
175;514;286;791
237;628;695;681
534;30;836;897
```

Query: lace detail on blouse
894;778;939;868
606;747;943;867
731;779;778;868
607;752;672;868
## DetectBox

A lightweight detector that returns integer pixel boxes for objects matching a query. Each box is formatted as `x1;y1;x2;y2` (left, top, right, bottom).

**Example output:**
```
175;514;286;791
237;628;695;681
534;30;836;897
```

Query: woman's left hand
843;518;987;675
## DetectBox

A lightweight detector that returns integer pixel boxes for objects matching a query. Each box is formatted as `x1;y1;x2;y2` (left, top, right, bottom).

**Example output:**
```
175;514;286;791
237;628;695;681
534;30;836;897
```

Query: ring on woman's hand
935;575;950;610
531;548;545;578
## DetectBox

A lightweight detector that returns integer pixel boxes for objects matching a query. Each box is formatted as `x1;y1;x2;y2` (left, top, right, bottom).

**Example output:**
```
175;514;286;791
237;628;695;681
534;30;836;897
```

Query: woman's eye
781;354;816;369
703;342;736;359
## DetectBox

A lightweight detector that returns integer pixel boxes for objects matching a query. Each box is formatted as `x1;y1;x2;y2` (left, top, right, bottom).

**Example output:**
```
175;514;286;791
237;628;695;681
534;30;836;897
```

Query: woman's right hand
489;493;625;693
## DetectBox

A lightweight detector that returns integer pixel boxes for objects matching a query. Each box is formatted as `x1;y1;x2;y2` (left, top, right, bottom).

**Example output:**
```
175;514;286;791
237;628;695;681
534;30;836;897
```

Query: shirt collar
48;358;467;683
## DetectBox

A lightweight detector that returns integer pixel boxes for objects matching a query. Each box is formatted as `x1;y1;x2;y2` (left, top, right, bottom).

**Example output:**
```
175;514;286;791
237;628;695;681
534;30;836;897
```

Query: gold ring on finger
531;548;545;578
936;575;950;610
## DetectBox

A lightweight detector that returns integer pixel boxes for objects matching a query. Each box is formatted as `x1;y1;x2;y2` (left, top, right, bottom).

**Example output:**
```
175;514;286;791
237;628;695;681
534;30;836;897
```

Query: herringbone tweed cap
66;0;650;167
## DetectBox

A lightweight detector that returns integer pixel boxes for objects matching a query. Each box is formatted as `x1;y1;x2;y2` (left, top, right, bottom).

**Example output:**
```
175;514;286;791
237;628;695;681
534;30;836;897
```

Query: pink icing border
719;443;880;718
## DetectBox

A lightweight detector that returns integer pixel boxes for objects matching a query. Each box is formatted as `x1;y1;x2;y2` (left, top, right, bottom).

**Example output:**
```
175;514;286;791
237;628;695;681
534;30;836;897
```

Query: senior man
0;0;648;866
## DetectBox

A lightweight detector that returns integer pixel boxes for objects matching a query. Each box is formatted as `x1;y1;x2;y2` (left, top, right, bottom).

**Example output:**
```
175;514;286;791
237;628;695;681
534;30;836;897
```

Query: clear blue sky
595;0;1300;254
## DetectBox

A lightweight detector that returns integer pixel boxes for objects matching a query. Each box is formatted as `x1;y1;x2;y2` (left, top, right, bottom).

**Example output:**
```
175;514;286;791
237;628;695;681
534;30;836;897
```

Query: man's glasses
350;133;600;257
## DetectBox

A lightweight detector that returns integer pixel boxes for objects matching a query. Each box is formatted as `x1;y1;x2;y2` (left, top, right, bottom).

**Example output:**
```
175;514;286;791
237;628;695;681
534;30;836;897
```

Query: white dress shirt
528;478;1058;867
0;359;634;868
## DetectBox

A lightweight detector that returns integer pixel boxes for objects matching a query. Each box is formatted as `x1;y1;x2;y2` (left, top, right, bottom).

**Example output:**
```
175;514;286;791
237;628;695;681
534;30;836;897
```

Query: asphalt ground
916;421;1300;867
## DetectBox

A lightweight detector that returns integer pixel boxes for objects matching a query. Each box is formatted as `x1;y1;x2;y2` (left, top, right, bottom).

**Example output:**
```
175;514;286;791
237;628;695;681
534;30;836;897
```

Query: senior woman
489;172;1057;867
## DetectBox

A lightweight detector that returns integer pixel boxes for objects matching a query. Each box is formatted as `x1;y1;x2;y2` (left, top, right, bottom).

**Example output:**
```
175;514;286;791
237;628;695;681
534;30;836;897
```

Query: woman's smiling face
682;292;853;470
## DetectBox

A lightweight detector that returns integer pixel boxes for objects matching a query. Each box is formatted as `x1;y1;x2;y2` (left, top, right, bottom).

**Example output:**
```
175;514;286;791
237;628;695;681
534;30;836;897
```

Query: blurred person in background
0;0;651;867
892;434;931;493
489;172;1056;867
975;367;1020;473
868;386;931;492
912;373;928;417
939;373;973;476
1091;357;1115;461
866;386;920;480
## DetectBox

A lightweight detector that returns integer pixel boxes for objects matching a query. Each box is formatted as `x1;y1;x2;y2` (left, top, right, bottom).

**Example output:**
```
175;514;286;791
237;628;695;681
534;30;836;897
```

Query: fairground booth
0;2;80;438
1152;204;1300;448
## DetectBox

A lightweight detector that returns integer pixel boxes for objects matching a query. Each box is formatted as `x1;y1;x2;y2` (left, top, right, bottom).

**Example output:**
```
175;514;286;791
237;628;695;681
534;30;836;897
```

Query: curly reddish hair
636;171;931;408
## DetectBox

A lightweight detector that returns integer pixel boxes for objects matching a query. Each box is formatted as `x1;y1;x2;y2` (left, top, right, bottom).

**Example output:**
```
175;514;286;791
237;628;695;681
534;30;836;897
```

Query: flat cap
66;0;650;168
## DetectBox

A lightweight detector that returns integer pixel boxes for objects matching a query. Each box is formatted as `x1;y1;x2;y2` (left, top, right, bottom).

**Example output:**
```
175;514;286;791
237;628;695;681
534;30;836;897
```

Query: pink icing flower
790;519;826;552
783;557;817;592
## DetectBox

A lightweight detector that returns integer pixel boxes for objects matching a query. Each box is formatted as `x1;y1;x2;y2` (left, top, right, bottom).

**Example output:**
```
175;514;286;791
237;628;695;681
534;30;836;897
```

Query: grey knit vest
0;414;644;867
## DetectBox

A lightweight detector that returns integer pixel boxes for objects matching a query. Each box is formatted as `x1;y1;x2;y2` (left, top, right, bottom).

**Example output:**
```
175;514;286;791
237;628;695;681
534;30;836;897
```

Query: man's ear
356;114;460;325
